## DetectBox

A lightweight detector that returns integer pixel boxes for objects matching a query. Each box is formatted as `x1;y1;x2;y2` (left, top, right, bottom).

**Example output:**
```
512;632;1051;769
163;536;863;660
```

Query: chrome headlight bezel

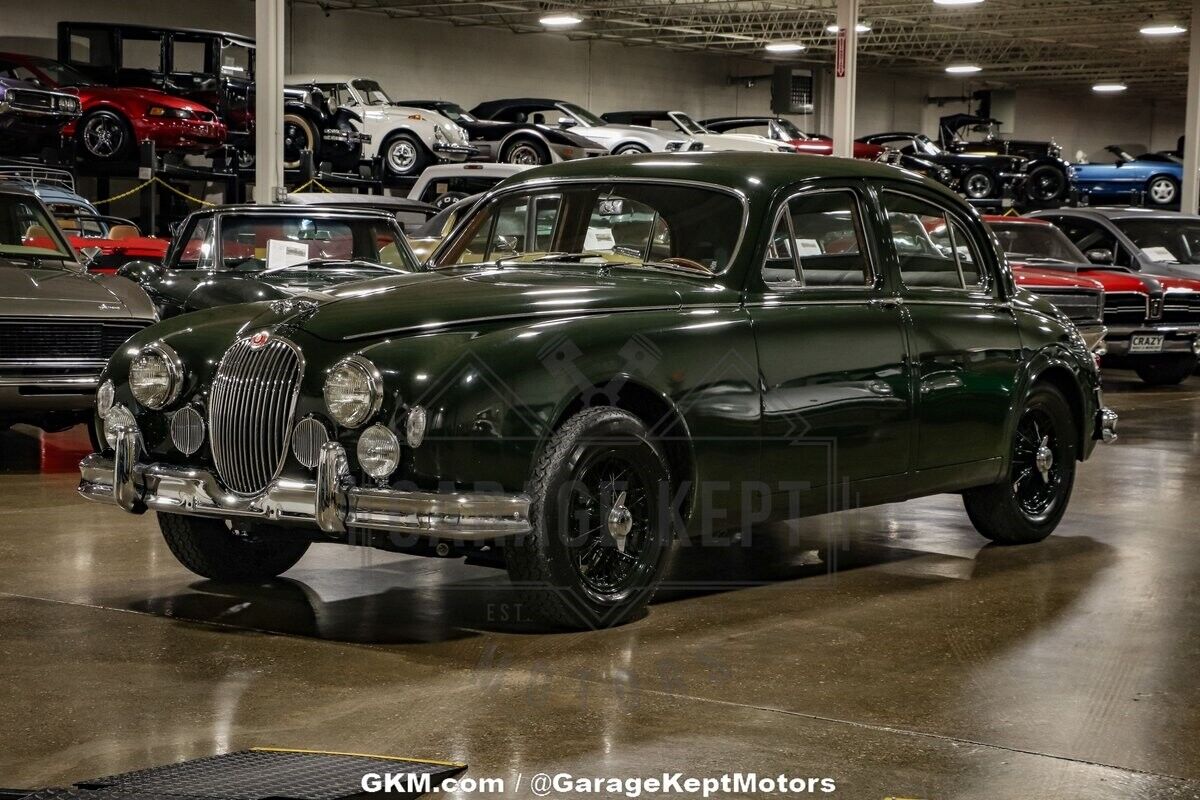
357;423;401;480
128;342;184;410
323;355;383;428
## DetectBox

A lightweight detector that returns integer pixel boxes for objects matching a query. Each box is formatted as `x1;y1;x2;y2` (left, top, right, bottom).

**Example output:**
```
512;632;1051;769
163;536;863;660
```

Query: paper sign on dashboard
267;239;310;270
1142;246;1177;263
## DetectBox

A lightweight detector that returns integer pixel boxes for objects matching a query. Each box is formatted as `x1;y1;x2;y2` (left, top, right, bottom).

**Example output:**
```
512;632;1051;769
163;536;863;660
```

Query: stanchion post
138;140;156;235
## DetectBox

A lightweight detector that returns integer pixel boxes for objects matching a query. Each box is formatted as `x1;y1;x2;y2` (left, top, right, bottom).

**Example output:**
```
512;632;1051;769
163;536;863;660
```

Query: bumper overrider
78;425;532;542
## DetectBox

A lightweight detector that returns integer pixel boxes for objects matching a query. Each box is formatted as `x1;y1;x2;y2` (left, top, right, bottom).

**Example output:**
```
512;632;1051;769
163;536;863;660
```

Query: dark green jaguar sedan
79;152;1116;629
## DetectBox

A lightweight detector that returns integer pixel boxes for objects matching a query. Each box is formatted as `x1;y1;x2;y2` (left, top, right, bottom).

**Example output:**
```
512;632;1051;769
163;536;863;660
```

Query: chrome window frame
758;185;880;292
879;187;996;298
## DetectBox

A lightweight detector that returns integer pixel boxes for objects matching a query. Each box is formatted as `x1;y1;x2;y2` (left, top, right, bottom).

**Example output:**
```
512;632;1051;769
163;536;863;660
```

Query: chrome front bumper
78;427;532;541
432;142;478;160
1096;406;1118;443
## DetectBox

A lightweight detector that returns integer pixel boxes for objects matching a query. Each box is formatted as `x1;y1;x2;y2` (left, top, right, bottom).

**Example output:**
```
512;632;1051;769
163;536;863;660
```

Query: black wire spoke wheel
963;383;1077;545
565;452;655;597
1011;408;1064;521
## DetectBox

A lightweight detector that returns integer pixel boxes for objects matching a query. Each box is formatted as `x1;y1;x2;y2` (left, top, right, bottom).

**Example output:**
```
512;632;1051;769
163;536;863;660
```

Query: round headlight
357;423;400;480
129;343;182;409
323;356;381;428
103;404;138;450
97;380;115;417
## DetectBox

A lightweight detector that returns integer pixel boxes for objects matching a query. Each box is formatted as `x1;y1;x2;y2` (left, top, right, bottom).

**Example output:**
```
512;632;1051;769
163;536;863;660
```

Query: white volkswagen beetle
286;74;476;177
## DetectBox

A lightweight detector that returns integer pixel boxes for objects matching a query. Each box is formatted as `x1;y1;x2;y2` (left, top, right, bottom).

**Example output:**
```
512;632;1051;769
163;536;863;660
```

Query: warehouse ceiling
301;0;1192;93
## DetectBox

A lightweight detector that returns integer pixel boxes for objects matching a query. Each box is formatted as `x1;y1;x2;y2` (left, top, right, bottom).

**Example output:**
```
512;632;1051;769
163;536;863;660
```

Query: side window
1054;217;1128;266
176;218;215;269
882;192;983;290
762;190;872;288
449;193;564;264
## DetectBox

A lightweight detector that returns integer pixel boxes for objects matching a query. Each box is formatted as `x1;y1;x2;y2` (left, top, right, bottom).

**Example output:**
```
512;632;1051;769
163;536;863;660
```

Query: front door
877;186;1022;472
747;182;912;519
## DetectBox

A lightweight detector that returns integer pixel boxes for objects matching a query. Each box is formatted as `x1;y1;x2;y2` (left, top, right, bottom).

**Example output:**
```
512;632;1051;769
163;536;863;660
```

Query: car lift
0;748;465;800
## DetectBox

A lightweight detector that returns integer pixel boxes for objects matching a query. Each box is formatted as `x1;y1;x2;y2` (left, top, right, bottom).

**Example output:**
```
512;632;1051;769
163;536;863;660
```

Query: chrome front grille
1163;292;1200;326
208;336;304;495
1102;292;1149;325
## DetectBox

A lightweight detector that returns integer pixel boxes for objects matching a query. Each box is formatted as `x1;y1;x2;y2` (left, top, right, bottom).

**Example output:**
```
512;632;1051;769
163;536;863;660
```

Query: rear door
747;181;912;516
877;185;1022;472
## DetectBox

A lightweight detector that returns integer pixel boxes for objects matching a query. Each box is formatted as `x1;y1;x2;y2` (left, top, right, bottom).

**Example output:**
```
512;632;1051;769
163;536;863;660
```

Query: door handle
870;297;903;309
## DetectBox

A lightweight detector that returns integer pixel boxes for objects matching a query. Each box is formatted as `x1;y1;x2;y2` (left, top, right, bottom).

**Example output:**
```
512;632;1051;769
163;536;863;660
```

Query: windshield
1114;219;1200;264
22;57;95;87
990;223;1087;263
351;78;393;106
915;137;943;156
558;102;605;127
432;181;744;275
774;118;804;139
171;213;420;272
0;194;75;260
670;112;707;135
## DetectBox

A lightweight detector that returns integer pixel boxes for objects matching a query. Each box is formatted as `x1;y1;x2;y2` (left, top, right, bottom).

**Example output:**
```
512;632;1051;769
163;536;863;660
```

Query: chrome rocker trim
79;428;532;541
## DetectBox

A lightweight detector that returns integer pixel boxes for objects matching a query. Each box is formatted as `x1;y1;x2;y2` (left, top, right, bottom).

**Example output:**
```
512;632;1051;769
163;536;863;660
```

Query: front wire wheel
504;407;676;629
963;384;1077;544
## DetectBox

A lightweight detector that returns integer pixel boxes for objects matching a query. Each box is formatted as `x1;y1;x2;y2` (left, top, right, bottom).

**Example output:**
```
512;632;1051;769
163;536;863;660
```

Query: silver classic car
0;186;156;432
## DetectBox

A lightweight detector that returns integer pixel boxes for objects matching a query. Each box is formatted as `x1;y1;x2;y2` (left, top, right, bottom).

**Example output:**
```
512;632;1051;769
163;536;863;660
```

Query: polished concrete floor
1;370;1199;799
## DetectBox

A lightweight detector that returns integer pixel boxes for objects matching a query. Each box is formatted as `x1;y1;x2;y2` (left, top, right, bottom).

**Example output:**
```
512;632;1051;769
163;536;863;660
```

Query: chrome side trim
78;448;533;542
0;375;100;388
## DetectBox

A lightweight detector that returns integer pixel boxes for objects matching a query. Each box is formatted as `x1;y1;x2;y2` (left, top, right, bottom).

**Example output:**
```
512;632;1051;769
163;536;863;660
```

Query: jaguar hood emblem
248;331;271;349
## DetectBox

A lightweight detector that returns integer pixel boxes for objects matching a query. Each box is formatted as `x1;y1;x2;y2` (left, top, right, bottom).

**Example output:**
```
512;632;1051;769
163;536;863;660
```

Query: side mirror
557;116;577;129
1085;248;1114;264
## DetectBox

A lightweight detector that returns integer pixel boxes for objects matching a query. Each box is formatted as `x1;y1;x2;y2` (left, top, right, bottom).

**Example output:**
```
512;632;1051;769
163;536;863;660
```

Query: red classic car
0;53;226;161
58;213;169;273
986;215;1200;385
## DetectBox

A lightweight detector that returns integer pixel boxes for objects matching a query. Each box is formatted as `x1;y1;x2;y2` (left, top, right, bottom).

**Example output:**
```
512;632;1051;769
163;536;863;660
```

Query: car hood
588;123;680;144
1011;265;1103;289
0;260;137;318
294;266;700;341
79;85;212;112
1007;259;1148;291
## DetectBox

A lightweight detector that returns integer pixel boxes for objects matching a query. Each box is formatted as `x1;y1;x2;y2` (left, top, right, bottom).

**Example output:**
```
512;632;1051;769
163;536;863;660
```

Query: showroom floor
1;370;1198;800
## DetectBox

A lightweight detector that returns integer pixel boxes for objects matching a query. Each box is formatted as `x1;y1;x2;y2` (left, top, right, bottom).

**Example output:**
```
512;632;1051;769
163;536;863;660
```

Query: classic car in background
938;114;1071;203
404;191;483;261
116;204;420;318
858;131;1027;201
1066;146;1182;207
600;110;788;152
701;115;885;160
282;192;439;233
0;52;224;162
406;162;530;208
0;164;168;269
0;185;156;432
287;76;475;177
56;22;367;170
1030;207;1200;280
399;99;608;165
81;152;1113;629
987;214;1200;384
470;97;697;154
0;75;80;155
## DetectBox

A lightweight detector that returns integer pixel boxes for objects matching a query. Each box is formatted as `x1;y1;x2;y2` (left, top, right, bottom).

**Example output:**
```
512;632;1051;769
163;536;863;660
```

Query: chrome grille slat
209;336;303;495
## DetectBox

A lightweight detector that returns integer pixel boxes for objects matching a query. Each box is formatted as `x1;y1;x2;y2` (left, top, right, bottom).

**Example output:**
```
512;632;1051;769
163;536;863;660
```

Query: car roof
471;98;566;117
187;203;399;220
982;215;1051;225
501;151;956;202
286;74;359;84
283;193;437;213
0;184;38;199
602;110;675;121
701;116;777;124
59;21;255;47
1035;207;1195;222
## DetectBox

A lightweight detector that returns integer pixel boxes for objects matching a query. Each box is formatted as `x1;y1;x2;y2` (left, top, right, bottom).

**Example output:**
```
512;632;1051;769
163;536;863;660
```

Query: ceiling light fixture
539;13;583;27
945;63;982;74
1092;82;1128;93
826;22;872;33
764;41;806;53
933;0;986;6
1139;20;1186;35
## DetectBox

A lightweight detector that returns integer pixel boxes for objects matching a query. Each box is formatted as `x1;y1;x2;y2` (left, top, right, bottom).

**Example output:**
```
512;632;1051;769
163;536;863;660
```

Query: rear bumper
78;428;532;542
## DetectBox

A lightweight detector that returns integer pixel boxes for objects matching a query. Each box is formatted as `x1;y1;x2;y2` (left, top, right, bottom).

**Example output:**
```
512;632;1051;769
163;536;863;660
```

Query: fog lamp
97;380;115;417
103;405;138;450
357;424;400;480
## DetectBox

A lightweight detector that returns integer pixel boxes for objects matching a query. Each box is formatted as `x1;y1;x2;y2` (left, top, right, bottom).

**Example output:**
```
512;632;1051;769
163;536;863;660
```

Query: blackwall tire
159;513;310;582
383;133;429;178
78;110;134;162
1025;164;1067;203
613;143;651;156
962;384;1077;545
1135;355;1197;386
504;406;676;629
500;138;550;165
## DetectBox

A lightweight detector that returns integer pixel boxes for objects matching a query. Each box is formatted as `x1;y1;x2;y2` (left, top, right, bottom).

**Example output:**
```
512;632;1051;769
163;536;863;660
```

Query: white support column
1181;0;1200;214
254;0;286;204
831;0;859;158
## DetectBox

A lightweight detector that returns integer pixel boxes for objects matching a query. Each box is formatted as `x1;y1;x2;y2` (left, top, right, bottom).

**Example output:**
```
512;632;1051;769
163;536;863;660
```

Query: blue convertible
1069;146;1182;207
